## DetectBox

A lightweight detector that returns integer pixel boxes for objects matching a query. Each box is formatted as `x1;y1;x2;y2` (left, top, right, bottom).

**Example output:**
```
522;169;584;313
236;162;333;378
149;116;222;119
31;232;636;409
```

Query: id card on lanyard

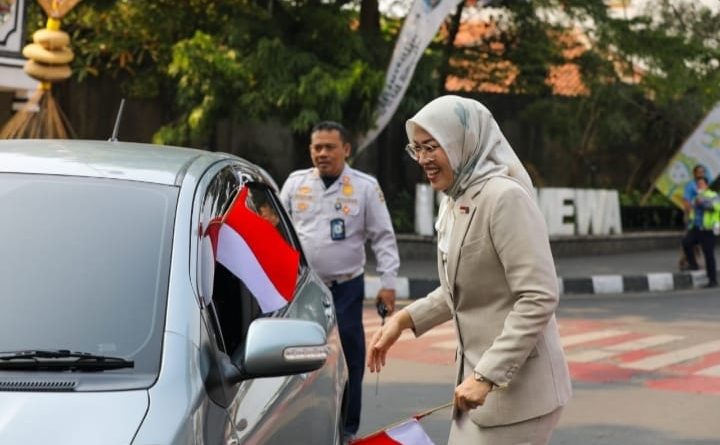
330;218;346;240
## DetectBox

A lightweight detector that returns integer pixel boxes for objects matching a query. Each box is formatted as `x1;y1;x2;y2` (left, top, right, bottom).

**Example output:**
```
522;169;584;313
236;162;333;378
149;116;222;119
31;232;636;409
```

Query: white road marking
696;364;720;377
561;330;628;348
365;325;455;338
365;314;720;375
621;339;720;371
605;334;684;351
565;335;683;363
566;350;621;362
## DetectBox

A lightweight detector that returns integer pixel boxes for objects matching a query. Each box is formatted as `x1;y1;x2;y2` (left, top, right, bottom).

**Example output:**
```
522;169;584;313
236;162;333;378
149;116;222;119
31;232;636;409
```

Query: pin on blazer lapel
445;201;477;297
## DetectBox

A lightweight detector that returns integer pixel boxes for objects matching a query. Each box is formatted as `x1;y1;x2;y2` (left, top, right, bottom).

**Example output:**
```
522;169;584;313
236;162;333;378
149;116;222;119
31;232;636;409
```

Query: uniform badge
334;201;342;211
299;186;312;195
342;176;350;184
342;205;350;215
330;218;346;240
342;184;353;196
376;185;385;203
298;202;309;212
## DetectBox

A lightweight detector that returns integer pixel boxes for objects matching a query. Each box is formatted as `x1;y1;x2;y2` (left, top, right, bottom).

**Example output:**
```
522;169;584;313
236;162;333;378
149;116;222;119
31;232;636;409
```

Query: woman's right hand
367;309;412;373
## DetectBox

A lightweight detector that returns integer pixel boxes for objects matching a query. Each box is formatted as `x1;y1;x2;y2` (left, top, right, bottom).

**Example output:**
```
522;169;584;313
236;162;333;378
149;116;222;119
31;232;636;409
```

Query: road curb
364;270;716;299
559;270;711;295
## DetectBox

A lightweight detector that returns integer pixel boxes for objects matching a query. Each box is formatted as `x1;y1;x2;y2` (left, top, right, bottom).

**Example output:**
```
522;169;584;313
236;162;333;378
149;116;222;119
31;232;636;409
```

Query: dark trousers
682;228;717;284
329;274;365;436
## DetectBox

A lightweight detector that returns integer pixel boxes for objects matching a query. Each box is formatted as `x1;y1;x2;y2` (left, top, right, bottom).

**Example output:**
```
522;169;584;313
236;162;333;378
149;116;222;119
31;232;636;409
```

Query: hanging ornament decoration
0;0;81;139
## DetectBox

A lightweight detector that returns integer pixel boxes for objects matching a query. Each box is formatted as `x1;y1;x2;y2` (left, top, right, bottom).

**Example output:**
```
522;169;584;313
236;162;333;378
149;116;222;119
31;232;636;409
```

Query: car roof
0;139;242;186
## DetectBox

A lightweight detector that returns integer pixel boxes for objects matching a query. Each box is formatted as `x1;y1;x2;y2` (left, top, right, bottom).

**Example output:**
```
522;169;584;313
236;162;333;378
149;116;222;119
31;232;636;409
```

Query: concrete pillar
414;183;434;236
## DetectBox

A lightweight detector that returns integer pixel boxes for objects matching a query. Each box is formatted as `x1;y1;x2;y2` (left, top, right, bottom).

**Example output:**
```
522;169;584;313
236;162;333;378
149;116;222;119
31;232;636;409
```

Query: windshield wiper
0;349;134;372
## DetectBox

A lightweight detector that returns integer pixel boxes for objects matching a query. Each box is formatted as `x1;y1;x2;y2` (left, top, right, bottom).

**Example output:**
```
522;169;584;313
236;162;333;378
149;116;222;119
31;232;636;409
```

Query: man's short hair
312;121;351;145
693;164;706;174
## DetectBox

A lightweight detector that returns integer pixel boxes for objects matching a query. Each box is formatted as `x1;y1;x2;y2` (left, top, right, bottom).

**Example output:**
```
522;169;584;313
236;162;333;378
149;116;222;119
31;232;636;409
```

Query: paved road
358;288;720;444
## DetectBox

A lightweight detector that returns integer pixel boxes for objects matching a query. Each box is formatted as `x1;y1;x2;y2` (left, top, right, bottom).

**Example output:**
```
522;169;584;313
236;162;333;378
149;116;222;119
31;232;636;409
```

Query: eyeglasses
405;142;440;161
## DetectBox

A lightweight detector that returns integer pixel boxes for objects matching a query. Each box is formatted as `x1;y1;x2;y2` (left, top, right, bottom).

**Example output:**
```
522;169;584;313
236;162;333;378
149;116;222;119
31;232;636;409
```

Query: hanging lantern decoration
0;0;81;139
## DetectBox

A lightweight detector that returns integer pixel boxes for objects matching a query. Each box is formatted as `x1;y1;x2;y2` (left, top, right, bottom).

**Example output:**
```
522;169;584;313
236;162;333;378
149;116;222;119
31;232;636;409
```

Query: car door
194;163;344;444
192;163;243;445
225;170;345;444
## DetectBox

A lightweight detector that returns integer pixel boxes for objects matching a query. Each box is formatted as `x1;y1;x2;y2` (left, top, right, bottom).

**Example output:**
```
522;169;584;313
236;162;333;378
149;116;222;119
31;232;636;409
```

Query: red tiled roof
445;20;590;96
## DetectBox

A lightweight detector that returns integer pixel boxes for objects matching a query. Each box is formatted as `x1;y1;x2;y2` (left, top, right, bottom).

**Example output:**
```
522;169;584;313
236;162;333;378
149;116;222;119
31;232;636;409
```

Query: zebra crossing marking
561;329;628;347
696;364;720;377
620;339;720;371
365;324;454;337
362;310;720;382
565;334;685;363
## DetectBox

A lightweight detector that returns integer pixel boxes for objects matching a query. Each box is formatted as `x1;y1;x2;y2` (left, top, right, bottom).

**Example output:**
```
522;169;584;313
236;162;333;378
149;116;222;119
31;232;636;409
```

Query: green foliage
158;1;389;145
514;82;707;190
449;0;720;191
155;31;250;145
26;0;719;195
40;0;388;146
58;0;245;98
616;1;720;109
620;189;674;207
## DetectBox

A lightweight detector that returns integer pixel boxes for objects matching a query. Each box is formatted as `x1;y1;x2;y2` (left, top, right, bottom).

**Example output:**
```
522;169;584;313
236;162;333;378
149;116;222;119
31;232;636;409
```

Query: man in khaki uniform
280;121;399;442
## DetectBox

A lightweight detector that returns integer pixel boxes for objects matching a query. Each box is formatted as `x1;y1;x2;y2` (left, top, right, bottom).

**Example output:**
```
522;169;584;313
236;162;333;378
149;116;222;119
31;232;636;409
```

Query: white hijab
406;95;534;253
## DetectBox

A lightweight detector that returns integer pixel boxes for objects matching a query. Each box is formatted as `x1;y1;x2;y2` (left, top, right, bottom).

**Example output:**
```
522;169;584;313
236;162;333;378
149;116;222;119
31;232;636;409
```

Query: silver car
0;140;348;444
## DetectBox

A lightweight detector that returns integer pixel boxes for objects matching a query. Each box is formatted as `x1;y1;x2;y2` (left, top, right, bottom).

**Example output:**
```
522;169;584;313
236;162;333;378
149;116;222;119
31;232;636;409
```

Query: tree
438;0;720;191
29;0;720;194
40;0;388;147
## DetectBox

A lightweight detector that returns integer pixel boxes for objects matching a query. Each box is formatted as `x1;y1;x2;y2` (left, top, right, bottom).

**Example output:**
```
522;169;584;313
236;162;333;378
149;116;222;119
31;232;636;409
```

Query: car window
243;183;295;247
238;173;308;270
197;168;302;359
0;174;176;376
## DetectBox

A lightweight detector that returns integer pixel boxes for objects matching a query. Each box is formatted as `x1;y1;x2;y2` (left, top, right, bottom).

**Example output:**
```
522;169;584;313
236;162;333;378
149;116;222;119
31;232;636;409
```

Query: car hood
0;390;148;444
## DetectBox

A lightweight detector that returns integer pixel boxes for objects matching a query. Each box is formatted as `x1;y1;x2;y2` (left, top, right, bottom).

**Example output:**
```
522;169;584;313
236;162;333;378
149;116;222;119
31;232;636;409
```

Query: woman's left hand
453;376;493;412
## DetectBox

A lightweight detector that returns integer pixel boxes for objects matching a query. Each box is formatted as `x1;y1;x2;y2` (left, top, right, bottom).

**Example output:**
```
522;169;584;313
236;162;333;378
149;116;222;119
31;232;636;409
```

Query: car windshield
0;174;177;376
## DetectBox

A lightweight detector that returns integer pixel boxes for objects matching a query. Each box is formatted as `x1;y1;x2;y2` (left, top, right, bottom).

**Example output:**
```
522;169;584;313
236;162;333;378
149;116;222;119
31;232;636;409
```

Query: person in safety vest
682;176;720;287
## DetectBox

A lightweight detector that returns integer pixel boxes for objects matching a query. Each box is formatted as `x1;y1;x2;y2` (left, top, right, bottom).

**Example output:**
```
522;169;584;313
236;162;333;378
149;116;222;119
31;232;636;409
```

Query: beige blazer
406;176;572;427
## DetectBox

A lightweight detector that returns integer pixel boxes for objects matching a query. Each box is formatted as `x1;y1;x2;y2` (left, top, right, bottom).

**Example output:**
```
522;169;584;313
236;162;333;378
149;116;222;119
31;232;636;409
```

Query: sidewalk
364;243;719;298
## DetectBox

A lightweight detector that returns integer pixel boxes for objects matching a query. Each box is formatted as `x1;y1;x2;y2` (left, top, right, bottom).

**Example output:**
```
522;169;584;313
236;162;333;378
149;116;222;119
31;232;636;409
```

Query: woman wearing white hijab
368;96;571;444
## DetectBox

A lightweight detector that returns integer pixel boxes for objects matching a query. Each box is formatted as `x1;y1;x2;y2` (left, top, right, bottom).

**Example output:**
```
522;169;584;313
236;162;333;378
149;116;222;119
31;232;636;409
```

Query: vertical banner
0;0;26;57
0;0;35;92
356;0;465;152
653;103;720;208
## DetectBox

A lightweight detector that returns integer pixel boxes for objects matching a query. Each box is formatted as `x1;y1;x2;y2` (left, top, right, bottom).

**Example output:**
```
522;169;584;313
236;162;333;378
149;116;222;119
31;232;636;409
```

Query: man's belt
323;270;364;287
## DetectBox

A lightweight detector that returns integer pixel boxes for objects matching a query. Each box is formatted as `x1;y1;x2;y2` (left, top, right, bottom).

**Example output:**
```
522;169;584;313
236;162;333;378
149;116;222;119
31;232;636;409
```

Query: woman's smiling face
411;126;454;191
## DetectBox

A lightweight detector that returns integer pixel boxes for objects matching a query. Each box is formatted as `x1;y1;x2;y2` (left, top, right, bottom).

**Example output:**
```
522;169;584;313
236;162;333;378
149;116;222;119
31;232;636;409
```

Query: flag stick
413;401;453;420
352;401;453;441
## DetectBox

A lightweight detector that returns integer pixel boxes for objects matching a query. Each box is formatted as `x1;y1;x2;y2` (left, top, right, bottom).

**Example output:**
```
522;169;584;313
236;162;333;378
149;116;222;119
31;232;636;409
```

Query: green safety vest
688;188;720;230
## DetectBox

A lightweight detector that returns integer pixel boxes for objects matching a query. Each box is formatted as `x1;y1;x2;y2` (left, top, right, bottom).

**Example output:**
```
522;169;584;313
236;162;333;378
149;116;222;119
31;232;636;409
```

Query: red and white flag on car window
205;186;300;313
350;419;435;445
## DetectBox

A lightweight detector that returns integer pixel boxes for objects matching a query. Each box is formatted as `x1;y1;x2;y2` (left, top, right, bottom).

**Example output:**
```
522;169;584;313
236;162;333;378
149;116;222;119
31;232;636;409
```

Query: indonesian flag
350;419;435;445
206;186;300;313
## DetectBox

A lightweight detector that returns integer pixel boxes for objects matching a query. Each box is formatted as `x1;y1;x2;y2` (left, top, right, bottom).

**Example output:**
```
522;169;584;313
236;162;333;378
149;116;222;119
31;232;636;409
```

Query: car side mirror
239;318;328;380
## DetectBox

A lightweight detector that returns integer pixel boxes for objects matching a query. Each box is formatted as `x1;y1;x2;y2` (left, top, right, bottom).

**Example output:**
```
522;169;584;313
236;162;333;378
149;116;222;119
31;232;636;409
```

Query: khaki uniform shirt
280;165;399;289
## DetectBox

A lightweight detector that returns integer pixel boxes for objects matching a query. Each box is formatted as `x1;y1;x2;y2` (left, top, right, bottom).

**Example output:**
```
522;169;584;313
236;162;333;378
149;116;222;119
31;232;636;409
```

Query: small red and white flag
350;419;435;445
206;186;300;313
